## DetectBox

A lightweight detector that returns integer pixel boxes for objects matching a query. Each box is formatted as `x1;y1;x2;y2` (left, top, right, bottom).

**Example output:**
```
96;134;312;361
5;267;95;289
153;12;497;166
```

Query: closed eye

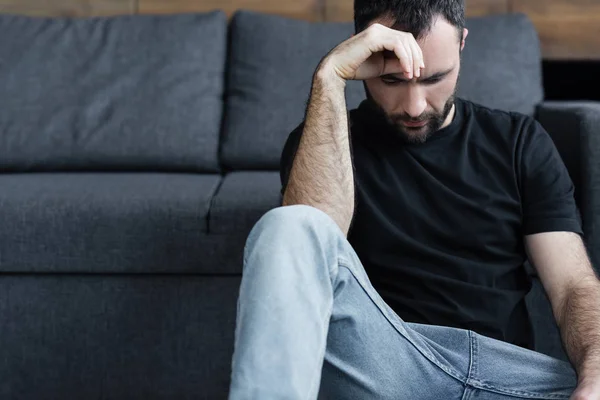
423;78;442;85
381;77;442;85
380;67;454;86
381;77;405;85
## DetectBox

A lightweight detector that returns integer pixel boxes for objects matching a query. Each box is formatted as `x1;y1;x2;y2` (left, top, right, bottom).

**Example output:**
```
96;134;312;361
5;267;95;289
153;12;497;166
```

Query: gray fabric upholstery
0;12;226;172
221;11;543;170
209;171;282;236
221;11;365;170
0;173;229;273
458;14;543;116
537;102;600;272
0;275;240;399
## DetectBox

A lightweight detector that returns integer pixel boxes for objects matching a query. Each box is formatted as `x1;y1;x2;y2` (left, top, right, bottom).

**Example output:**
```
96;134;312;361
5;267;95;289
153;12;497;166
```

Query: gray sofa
0;9;599;399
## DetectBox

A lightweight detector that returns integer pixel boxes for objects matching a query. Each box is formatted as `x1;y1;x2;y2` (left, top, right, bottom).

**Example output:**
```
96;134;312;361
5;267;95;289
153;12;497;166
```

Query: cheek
427;79;456;110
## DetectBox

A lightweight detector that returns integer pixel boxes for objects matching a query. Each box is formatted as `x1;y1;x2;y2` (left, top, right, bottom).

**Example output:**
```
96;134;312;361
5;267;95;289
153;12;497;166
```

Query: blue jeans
228;205;577;399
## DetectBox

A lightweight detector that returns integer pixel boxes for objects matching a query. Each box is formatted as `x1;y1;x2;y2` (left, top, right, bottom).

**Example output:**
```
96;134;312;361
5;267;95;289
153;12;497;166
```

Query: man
228;0;600;399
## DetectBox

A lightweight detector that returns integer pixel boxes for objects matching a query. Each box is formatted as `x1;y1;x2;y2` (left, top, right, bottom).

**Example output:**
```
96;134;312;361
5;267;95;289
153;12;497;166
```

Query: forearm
558;277;600;381
282;65;354;235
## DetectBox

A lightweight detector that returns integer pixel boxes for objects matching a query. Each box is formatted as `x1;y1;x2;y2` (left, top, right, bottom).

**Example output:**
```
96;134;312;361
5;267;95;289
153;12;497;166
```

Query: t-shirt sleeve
519;118;583;236
280;122;305;196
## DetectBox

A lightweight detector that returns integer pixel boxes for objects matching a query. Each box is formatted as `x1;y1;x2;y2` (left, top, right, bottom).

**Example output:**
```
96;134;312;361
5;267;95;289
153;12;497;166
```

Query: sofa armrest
536;101;600;273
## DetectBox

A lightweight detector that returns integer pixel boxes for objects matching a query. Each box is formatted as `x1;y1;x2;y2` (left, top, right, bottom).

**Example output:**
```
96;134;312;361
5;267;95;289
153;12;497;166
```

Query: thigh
463;331;577;399
317;263;468;400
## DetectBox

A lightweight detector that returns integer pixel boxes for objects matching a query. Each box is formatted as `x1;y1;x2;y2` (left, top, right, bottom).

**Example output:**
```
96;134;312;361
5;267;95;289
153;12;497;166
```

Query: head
355;0;468;144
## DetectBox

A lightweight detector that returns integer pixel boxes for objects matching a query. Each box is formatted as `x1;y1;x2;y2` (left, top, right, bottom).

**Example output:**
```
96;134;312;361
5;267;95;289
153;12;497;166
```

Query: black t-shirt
280;97;582;350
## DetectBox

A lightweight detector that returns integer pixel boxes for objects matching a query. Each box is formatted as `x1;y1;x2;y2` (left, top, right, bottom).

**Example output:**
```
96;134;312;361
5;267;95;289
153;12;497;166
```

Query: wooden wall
1;0;599;60
513;0;600;60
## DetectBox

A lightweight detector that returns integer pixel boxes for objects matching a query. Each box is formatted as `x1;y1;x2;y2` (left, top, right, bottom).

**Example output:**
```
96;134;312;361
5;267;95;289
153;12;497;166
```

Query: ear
460;28;469;51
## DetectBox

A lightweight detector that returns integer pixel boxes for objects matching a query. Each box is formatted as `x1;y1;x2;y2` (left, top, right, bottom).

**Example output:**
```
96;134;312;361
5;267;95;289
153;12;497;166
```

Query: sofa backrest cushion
457;14;543;117
221;11;543;170
0;12;226;172
221;11;365;171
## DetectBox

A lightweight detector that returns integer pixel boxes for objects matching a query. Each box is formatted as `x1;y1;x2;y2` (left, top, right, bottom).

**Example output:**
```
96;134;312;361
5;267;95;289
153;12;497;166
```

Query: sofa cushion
458;13;543;117
221;11;365;171
209;171;282;237
0;275;240;398
0;12;226;172
221;11;543;170
0;173;224;273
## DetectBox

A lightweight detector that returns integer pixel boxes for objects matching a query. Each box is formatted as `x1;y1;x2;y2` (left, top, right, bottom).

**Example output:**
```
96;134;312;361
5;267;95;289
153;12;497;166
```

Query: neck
440;103;456;130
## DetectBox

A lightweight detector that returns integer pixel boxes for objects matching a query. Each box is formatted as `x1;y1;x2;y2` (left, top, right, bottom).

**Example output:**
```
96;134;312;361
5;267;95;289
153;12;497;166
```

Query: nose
401;84;427;119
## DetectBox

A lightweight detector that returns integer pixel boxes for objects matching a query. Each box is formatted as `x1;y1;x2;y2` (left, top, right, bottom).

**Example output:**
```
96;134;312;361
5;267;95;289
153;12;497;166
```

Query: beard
364;86;458;145
389;93;455;144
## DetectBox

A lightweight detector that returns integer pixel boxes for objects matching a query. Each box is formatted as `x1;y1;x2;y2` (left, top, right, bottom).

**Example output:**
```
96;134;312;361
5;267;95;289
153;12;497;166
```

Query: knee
262;205;337;230
247;205;342;247
242;205;353;279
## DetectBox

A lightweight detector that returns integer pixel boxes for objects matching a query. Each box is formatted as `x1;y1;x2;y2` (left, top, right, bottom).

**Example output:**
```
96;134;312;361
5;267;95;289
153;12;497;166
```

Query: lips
402;120;427;127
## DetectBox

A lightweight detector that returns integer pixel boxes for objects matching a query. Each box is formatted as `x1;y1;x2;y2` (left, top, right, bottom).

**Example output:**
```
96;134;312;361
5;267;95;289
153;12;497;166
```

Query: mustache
390;113;437;123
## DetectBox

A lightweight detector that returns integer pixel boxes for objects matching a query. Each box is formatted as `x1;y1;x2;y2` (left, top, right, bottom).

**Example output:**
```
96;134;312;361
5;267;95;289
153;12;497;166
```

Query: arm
282;69;354;235
519;114;600;397
282;24;424;236
536;101;600;270
526;233;600;384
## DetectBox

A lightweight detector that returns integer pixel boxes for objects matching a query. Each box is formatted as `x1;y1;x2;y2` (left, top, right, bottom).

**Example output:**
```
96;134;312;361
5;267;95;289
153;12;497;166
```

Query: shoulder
460;98;534;133
458;98;543;151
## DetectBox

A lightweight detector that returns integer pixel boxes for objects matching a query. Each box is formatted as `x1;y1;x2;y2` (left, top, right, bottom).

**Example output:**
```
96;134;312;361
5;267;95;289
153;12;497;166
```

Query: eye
381;77;405;85
423;78;442;85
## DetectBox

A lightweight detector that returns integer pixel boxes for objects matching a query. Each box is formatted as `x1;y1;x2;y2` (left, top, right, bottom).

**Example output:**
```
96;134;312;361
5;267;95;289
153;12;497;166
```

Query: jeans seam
465;381;571;399
460;331;475;400
461;386;472;400
471;331;478;382
337;258;466;384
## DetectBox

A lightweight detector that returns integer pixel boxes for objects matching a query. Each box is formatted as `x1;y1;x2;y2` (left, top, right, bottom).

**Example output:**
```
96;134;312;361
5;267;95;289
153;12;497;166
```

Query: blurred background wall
1;0;598;100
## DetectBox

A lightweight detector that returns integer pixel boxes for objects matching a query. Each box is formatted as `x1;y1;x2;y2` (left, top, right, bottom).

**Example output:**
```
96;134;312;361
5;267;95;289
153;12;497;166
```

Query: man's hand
570;377;600;400
318;23;425;84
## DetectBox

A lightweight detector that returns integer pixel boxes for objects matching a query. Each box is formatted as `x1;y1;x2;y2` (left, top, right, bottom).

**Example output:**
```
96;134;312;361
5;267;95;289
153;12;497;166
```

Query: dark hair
354;0;465;40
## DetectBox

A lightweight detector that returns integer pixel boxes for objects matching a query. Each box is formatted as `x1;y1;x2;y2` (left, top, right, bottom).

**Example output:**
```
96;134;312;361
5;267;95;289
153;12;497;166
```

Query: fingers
354;23;425;80
391;41;412;78
391;36;421;79
407;39;424;78
402;41;414;79
379;28;424;79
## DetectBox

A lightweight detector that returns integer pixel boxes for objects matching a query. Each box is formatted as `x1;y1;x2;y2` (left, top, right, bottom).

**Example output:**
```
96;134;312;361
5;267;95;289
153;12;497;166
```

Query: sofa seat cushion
0;173;222;273
0;12;226;172
209;171;281;237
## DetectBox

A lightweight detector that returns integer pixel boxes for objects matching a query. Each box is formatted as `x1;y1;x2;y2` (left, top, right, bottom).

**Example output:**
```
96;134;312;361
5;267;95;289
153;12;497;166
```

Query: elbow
281;191;354;237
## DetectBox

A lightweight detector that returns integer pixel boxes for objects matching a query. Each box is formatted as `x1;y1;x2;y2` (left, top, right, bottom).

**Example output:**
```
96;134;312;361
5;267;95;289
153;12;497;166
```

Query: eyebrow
382;66;455;82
